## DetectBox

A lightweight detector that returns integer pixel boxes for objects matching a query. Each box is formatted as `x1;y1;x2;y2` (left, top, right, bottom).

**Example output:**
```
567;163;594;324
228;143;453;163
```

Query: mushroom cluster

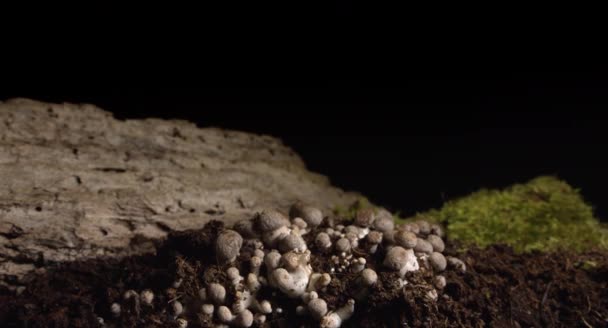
103;203;466;327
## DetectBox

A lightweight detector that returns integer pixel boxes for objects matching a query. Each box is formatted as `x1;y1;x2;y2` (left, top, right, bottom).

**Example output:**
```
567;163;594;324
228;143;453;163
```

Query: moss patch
408;176;608;253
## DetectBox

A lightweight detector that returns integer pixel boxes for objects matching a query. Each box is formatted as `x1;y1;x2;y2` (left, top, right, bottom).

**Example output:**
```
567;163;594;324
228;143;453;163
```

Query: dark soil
1;221;607;328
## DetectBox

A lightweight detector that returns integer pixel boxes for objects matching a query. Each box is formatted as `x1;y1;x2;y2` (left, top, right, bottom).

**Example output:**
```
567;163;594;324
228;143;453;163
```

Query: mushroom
216;230;243;264
289;203;324;227
383;246;419;277
321;299;355;328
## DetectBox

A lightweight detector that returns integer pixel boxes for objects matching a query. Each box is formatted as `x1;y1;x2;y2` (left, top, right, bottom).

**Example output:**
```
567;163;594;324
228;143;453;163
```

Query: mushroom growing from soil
101;203;468;327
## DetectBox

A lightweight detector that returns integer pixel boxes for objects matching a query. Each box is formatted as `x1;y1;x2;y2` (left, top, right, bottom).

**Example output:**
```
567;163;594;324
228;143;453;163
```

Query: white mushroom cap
355;209;375;227
321;299;355;328
344;225;359;235
372;215;395;233
394;231;417;249
201;303;214;315
403;223;420;234
281;252;301;271
383;246;419;276
172;301;184;316
359;268;378;286
289;203;324;226
235;309;254;327
447;256;467;273
207;283;226;304
429;252;447;271
414;238;433;254
254;314;267;325
264;250;282;271
217;305;234;323
430;224;444;237
292;217;308;230
140;289;154;305
123;289;138;300
255;209;289;232
216;230;243;263
177;318;188;328
416;220;431;235
426;234;445;252
315;232;332;249
335;238;351;253
434;275;447;289
308;298;329;320
279;232;307;252
110;302;121;317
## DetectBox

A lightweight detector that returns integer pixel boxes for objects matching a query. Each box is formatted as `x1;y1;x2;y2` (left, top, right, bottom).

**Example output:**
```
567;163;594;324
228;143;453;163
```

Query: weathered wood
0;98;363;287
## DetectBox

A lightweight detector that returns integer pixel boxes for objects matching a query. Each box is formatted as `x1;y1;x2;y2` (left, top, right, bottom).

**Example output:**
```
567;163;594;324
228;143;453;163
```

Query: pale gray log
0;98;363;287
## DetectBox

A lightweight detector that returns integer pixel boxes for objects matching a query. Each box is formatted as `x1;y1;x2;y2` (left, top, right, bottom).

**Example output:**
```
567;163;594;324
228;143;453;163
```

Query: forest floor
1;221;607;328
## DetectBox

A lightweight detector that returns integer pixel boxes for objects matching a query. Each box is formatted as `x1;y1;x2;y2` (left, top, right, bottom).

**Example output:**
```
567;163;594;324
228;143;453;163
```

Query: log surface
0;98;362;287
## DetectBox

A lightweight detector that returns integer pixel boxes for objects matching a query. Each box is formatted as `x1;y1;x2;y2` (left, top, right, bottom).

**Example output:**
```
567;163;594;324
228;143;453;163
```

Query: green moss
410;176;608;253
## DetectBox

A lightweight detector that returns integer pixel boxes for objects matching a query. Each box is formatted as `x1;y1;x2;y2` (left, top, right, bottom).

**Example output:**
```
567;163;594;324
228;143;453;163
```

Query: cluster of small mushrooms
104;203;466;327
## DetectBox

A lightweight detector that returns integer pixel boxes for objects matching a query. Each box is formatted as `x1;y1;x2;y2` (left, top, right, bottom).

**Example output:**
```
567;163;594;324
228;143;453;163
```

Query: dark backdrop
2;76;607;220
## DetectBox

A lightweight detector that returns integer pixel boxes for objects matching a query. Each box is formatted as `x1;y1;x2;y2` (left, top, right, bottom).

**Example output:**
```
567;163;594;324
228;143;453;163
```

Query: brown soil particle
1;224;607;327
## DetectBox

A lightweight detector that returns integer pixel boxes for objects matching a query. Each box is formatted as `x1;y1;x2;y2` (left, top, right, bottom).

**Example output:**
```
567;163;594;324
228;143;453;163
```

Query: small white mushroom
353;268;377;301
264;250;282;271
350;257;366;273
302;291;319;303
413;238;433;254
172;301;184;317
320;299;355;328
447;256;467;273
355;209;375;228
315;232;332;250
344;232;359;248
140;289;154;306
201;303;214;315
308;298;329;320
372;209;395;233
429;252;447;271
250;255;263;277
227;267;243;286
426;234;445;252
218;306;253;327
291;217;308;231
123;289;138;300
254;314;267;325
394;231;417;249
425;288;438;301
123;290;140;316
177;318;188;328
416;220;431;235
172;278;183;289
434;275;447;289
216;230;243;264
430;224;444;237
110;303;121;317
307;273;331;292
289;203;324;227
279;232;307;252
383;246;419;277
207;283;227;304
246;273;261;292
256;210;291;247
403;223;420;234
335;238;351;253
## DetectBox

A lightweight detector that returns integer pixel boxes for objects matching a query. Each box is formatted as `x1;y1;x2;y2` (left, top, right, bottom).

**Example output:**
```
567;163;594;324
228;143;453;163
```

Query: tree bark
0;98;363;287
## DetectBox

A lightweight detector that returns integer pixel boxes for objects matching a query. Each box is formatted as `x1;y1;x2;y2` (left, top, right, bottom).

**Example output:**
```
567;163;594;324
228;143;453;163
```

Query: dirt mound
1;225;606;327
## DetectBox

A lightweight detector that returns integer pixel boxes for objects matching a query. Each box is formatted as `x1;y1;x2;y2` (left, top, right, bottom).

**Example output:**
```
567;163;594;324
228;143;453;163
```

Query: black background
2;74;607;220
